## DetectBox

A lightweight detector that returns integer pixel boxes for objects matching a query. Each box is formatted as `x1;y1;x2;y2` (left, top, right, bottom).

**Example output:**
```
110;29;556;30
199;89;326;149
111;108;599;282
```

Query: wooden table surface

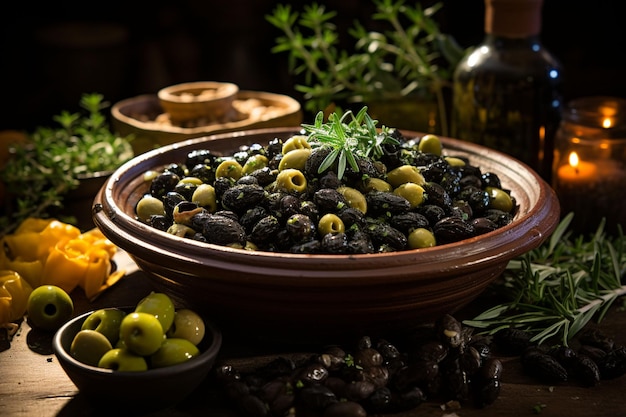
1;253;625;417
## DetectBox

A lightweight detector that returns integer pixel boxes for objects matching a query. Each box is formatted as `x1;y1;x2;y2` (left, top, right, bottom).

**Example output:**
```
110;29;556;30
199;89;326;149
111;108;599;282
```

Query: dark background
1;0;624;132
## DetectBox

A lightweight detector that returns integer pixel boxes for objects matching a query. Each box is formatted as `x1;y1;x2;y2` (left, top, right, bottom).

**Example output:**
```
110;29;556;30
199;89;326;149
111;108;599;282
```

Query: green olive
386;165;425;188
167;224;196;237
318;213;345;236
274;168;308;194
215;159;242;180
278;148;311;172
177;176;203;186
445;156;466;167
486;186;514;212
361;178;393;193
136;195;165;222
281;135;311;154
337;186;367;214
408;228;436;249
191;183;217;212
242;154;269;175
418;134;443;156
393;183;425;209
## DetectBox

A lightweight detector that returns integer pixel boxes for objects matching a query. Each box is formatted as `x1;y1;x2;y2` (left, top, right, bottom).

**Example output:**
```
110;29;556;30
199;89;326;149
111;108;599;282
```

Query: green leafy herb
464;213;626;346
301;107;399;179
0;93;134;236
266;0;464;135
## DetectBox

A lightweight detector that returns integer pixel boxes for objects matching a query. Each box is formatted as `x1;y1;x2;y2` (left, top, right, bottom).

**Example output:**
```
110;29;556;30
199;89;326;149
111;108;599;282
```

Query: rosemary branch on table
464;213;626;346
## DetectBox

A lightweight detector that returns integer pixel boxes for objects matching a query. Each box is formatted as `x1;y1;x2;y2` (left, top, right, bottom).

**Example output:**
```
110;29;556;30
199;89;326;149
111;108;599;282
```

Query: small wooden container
157;81;239;124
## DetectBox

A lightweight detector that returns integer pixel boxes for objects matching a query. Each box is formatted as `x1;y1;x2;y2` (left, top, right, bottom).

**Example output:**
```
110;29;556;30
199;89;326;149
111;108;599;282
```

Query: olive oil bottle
451;0;563;181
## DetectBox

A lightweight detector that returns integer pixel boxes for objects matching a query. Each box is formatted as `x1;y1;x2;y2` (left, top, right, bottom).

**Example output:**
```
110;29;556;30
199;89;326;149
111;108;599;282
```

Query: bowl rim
93;126;560;283
52;308;223;379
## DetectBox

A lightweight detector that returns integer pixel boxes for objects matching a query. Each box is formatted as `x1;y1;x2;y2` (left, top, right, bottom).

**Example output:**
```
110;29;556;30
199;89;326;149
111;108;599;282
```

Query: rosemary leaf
464;213;626;346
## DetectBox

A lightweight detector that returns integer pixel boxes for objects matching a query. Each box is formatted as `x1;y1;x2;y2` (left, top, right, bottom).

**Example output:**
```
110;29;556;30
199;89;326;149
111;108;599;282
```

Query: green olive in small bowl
52;306;222;412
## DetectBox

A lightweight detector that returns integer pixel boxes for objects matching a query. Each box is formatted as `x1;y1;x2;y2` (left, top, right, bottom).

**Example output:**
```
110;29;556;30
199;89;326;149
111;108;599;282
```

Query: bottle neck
485;0;543;38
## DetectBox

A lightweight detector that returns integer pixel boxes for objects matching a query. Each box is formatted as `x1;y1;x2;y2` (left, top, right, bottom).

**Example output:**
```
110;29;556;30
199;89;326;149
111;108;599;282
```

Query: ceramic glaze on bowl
93;127;560;343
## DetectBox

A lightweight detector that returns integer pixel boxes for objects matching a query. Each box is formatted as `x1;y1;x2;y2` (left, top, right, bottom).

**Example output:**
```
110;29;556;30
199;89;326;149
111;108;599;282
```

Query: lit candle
556;151;598;185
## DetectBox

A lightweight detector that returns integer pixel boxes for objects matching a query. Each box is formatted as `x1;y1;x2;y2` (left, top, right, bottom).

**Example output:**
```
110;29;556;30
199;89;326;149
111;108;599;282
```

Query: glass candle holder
552;96;626;235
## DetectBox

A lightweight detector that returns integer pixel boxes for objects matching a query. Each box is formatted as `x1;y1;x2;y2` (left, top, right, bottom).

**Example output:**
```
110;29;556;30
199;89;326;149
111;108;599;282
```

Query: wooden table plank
1;260;626;417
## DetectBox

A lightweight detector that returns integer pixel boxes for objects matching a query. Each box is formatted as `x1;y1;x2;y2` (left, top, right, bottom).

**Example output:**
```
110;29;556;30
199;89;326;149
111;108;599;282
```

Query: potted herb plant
266;0;464;135
0;93;134;236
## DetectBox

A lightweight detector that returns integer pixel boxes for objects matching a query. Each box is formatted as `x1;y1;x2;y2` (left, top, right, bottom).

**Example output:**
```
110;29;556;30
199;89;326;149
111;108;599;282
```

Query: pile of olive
213;314;502;416
495;327;626;387
135;131;517;254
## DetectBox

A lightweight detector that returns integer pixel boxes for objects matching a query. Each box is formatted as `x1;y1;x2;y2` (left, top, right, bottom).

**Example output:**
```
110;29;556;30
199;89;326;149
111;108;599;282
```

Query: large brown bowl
93;127;560;343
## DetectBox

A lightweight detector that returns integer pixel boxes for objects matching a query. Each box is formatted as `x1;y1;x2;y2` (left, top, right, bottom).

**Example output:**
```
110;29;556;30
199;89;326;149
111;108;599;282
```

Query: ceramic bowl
93;127;560;343
52;307;222;412
112;91;302;155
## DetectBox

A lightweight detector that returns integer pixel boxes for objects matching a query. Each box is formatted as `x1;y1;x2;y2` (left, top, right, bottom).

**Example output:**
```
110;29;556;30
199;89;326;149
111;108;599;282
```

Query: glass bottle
451;0;563;182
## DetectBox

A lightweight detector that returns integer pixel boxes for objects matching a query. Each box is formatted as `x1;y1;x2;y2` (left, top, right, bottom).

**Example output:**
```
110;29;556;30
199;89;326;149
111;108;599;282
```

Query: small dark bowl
52;308;222;412
93;127;560;343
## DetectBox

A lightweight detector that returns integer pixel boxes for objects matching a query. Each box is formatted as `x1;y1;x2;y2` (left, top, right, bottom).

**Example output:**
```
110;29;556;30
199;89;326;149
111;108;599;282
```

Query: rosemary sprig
301;107;399;179
464;213;626;346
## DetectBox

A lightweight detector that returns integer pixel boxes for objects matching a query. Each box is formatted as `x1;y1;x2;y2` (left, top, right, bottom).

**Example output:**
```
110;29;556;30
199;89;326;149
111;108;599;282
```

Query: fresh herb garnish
301;107;399;180
464;213;626;346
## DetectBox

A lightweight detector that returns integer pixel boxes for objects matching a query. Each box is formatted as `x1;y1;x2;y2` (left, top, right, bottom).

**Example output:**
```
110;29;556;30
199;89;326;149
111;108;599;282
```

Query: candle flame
602;117;613;128
568;151;580;168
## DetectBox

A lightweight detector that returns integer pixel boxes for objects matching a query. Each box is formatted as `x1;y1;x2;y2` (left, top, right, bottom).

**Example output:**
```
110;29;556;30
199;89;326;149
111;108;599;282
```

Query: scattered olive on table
26;285;74;332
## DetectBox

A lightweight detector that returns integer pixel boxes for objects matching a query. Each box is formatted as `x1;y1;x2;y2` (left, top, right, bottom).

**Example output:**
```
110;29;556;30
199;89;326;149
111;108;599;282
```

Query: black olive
298;384;338;411
174;181;197;201
471;217;499;235
274;194;301;222
150;172;180;199
481;172;502;189
185;149;217;167
321;232;350;254
419;158;449;183
213;176;235;200
305;147;334;178
522;347;569;382
347;230;375;254
266;137;284;159
199;214;247;247
338;207;366;229
457;186;491;215
163;162;187;178
236;175;259;186
289;239;321;254
365;191;411;216
433;216;475;244
221;184;266;214
417;204;446;225
483;209;514;228
314;188;349;213
248;166;277;186
237;207;267;234
148;214;171;232
365;221;407;251
163;191;187;220
299;200;320;223
249;215;281;246
285;213;316;242
422;182;452;210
